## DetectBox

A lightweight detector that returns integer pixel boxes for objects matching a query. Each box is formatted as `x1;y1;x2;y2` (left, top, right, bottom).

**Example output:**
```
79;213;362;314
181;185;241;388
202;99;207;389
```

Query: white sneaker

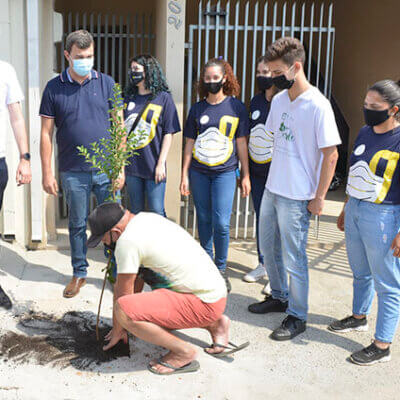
261;282;271;295
243;264;267;282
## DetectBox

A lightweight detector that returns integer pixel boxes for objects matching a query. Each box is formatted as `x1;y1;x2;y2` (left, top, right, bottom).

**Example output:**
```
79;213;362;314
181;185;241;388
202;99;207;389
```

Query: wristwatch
20;152;31;161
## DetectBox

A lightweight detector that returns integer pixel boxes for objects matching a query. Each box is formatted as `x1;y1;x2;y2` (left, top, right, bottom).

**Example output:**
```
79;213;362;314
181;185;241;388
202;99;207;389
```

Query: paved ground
0;191;399;400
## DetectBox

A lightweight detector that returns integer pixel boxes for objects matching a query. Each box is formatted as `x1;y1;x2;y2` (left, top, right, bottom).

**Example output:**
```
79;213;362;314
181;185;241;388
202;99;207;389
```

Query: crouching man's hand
103;327;128;351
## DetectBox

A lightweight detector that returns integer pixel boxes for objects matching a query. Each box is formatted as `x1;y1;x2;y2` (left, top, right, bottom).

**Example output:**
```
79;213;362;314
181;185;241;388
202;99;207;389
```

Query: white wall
0;0;56;248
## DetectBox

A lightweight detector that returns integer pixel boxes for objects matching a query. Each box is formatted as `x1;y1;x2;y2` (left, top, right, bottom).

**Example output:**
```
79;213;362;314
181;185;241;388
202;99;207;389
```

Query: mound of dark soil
0;311;130;369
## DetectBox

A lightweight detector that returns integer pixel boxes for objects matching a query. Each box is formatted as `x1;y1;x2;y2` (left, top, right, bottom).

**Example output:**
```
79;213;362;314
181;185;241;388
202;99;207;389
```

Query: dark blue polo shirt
39;69;115;172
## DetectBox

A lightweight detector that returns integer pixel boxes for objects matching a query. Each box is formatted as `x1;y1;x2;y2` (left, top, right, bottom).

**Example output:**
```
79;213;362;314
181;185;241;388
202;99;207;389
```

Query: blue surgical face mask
72;57;94;77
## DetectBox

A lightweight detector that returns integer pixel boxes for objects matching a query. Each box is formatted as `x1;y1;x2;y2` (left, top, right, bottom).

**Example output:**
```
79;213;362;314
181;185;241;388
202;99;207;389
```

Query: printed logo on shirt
193;115;239;166
248;123;273;164
200;115;210;124
347;147;400;204
278;112;295;142
251;110;261;120
127;103;163;149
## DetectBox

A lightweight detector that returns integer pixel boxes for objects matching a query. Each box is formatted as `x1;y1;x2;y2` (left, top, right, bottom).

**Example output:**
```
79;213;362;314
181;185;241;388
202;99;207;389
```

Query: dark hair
65;30;94;53
265;37;306;66
368;80;400;120
125;54;170;97
197;58;240;99
257;55;268;65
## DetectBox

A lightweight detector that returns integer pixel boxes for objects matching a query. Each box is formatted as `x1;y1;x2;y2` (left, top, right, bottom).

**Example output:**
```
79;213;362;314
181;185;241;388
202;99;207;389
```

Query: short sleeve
315;100;342;149
183;105;198;139
106;75;119;109
161;93;181;134
235;101;250;138
114;239;141;274
6;64;24;105
39;83;56;118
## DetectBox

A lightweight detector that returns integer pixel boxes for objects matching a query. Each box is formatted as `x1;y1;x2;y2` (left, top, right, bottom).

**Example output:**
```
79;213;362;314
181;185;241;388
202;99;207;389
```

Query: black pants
0;157;8;211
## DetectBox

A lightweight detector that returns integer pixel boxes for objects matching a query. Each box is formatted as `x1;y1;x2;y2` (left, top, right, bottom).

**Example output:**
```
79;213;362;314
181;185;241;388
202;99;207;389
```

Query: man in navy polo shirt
39;30;124;298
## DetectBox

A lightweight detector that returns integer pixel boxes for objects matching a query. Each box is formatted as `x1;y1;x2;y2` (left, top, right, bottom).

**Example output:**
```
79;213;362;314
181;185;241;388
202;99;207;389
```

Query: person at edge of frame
328;79;400;366
180;57;251;293
248;37;341;341
39;29;124;299
0;60;32;310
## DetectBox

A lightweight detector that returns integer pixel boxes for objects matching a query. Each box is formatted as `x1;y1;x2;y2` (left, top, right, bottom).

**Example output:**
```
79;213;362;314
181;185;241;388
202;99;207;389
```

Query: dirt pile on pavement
0;311;130;369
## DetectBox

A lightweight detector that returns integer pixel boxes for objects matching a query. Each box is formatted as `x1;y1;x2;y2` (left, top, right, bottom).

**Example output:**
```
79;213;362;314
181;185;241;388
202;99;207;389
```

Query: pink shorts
117;289;227;330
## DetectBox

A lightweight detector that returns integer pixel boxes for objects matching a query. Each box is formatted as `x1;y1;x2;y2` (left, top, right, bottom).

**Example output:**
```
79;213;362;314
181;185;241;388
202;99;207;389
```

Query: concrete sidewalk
0;191;399;400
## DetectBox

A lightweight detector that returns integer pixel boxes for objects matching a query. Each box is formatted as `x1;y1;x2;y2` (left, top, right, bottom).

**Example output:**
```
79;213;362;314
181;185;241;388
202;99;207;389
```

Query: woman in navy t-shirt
329;80;400;366
124;54;181;215
181;58;250;290
243;55;278;288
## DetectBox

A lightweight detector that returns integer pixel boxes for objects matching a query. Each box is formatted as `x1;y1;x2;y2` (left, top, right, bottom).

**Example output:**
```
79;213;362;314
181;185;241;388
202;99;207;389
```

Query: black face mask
256;76;274;92
272;74;295;90
203;79;223;95
129;71;144;86
363;107;391;127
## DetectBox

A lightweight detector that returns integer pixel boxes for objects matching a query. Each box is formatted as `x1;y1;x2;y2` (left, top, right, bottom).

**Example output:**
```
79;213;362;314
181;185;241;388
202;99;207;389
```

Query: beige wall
332;0;400;149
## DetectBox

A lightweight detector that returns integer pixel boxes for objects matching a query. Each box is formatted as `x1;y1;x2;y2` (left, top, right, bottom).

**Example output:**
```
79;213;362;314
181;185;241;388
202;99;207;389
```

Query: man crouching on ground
86;203;248;375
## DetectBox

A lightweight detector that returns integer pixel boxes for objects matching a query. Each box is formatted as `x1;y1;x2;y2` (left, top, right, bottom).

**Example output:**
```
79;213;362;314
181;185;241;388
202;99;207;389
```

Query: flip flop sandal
147;359;200;375
204;341;250;358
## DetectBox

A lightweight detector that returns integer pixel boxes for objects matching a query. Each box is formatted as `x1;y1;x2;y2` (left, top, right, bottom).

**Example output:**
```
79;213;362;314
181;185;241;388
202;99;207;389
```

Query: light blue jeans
250;174;268;265
259;189;311;321
60;171;111;278
125;175;166;216
345;197;400;343
189;168;236;271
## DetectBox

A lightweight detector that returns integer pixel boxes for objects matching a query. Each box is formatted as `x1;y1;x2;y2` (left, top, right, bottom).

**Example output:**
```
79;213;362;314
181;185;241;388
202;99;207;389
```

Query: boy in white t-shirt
86;203;249;375
0;60;31;310
248;38;341;341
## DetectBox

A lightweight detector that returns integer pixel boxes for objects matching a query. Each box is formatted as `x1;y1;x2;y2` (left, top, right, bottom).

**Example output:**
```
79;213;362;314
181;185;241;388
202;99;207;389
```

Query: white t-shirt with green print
265;86;341;200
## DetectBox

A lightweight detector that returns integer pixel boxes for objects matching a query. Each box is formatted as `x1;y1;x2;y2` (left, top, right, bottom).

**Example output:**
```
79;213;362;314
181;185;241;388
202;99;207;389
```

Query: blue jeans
60;171;111;278
250;174;268;265
125;175;166;216
259;189;311;321
0;158;8;211
345;197;400;343
189;169;236;271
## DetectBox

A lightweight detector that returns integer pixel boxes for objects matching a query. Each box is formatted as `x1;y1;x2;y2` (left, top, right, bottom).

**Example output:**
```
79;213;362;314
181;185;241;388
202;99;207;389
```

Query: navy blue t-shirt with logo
248;93;272;178
184;96;249;174
124;91;181;180
39;69;115;172
346;125;400;204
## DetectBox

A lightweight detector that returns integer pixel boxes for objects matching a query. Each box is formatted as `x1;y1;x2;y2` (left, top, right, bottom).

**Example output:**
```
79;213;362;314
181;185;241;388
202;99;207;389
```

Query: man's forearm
8;103;29;155
315;148;338;200
40;135;53;175
112;274;136;330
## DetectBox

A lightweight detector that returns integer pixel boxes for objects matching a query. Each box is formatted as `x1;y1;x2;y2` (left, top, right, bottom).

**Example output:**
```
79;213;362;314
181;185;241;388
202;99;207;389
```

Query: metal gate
57;11;155;218
58;12;155;89
183;0;335;239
